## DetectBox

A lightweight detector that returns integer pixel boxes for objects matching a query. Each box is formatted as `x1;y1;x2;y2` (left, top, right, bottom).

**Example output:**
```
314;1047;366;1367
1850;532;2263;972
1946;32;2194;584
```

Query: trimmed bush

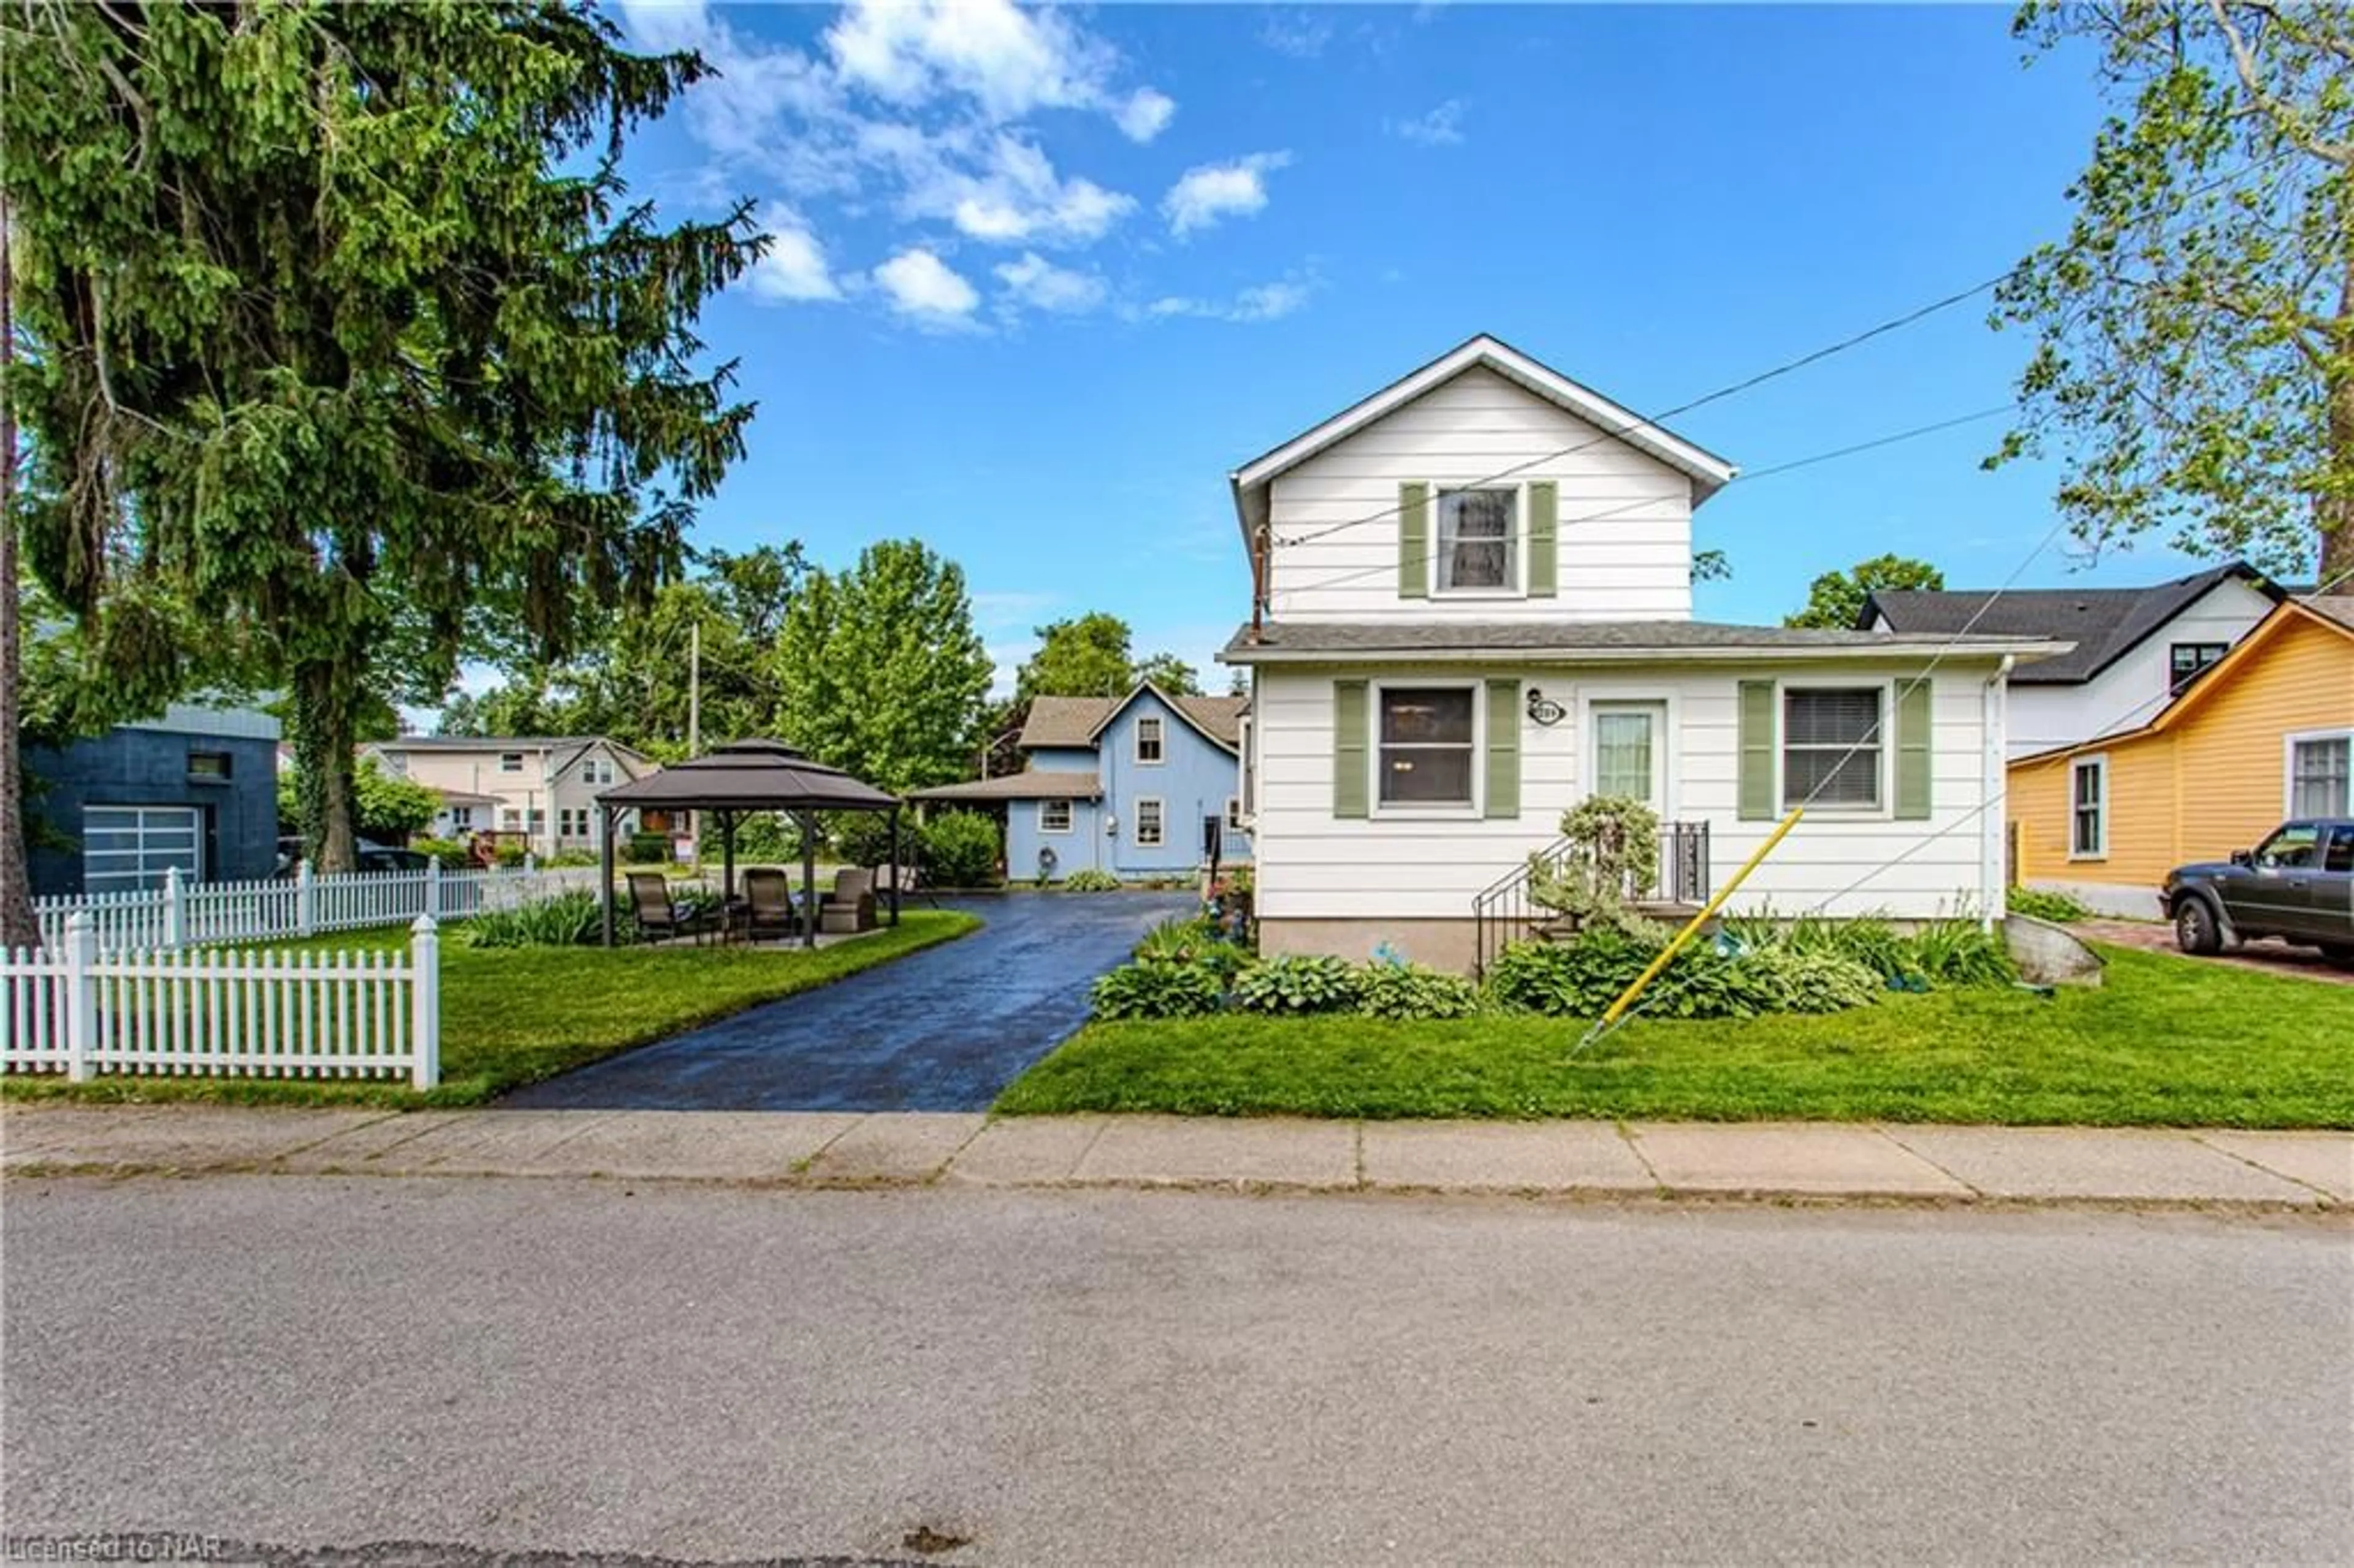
410;837;473;869
625;831;672;865
1091;960;1225;1021
1356;963;1481;1021
921;810;1001;888
1232;953;1362;1015
1062;867;1122;892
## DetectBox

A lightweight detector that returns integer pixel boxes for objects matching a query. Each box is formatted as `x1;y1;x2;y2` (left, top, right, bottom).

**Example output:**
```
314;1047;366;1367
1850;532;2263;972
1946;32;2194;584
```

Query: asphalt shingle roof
907;770;1103;803
1019;691;1247;750
1863;563;2279;685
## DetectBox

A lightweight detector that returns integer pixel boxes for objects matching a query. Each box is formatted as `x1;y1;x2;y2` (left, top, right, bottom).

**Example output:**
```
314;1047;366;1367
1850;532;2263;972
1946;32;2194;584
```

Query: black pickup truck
2162;818;2354;964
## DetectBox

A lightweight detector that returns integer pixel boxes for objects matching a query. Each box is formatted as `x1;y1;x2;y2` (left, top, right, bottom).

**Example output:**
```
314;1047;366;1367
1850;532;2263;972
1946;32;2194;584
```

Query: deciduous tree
1992;1;2354;581
1786;555;1946;629
1;1;763;873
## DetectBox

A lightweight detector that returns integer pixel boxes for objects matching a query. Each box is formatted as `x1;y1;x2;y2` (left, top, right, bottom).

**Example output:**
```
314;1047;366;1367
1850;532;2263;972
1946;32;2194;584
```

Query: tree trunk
2323;260;2354;591
294;660;360;875
0;198;39;951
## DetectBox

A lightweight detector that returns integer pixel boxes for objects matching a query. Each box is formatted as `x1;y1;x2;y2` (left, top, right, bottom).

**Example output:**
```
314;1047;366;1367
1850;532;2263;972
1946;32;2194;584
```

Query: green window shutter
1398;482;1430;600
1526;481;1558;598
1484;679;1522;820
1894;678;1933;820
1737;680;1777;821
1333;680;1370;819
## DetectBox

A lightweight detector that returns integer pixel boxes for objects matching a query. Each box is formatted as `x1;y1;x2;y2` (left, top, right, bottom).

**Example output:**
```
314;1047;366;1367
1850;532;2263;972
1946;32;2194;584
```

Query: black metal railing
1472;821;1711;978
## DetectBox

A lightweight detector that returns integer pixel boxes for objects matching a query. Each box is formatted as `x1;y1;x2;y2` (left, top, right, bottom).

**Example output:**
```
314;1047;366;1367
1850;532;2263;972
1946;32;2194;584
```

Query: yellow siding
2009;613;2354;894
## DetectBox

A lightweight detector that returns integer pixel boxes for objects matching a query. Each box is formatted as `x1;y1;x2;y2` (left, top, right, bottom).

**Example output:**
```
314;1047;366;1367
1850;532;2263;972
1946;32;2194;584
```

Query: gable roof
368;734;653;775
1019;688;1247;752
1862;562;2282;685
2009;596;2354;764
1228;333;1739;549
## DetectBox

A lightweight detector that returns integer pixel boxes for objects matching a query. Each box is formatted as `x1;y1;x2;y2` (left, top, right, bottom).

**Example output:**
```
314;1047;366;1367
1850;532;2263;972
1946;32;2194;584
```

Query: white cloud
1258;9;1335;59
825;0;1129;124
1390;99;1466;147
873;247;981;324
876;131;1134;247
614;0;712;55
1143;275;1317;324
746;205;842;302
1162;153;1291;237
1116;87;1176;143
995;253;1107;314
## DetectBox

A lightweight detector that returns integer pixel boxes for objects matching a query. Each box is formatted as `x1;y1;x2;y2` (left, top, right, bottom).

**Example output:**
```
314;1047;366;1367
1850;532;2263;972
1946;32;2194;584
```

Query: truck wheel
2174;897;2222;956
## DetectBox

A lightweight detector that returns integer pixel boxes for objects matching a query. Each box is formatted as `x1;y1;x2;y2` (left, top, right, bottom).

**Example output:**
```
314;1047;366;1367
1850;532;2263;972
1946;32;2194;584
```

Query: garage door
82;805;204;894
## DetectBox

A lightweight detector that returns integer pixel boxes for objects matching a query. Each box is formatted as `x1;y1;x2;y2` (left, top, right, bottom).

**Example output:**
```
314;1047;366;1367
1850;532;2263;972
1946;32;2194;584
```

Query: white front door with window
1588;701;1667;815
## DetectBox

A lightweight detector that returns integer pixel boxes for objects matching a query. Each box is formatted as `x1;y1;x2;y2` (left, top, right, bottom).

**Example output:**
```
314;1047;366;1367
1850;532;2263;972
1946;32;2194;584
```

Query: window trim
1428;481;1525;598
1777;679;1892;818
186;750;234;783
2283;728;2352;819
2068;753;2109;861
1037;799;1075;835
1225;796;1244;832
2167;641;2228;696
1371;679;1482;818
498;752;525;774
1133;796;1165;847
1134;715;1165;766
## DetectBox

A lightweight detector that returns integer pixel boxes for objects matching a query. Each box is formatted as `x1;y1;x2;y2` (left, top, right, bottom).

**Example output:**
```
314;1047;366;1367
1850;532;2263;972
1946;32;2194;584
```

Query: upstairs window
1436;487;1517;593
1135;716;1165;764
2168;642;2228;695
187;750;232;782
1783;688;1883;810
499;752;524;773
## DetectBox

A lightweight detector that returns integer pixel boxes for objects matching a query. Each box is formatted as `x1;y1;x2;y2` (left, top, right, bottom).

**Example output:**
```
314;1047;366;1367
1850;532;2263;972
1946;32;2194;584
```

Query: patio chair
628;872;711;945
819;867;878;935
869;862;937;909
741;868;801;943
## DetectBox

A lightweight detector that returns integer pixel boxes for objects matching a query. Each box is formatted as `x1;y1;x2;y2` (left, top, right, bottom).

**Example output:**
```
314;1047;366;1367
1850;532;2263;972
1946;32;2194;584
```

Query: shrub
625;831;673;866
1091;960;1225;1021
491;840;530;868
1487;927;1881;1021
1527;794;1663;934
409;837;473;869
1062;867;1122;892
2009;886;2092;923
729;812;800;864
1356;962;1480;1020
1136;914;1256;985
460;890;628;949
1232;953;1362;1014
829;812;902;869
921;810;1001;887
546;848;600;868
1908;916;2018;988
1485;928;1660;1018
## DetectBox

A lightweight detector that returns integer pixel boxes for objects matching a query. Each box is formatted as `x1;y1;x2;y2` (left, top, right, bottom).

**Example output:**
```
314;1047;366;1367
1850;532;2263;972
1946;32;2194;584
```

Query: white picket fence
4;912;440;1086
34;861;584;953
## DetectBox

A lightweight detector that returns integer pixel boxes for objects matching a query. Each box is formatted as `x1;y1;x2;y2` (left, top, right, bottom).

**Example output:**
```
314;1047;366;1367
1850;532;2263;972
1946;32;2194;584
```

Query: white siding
1265;367;1696;623
1254;661;2005;923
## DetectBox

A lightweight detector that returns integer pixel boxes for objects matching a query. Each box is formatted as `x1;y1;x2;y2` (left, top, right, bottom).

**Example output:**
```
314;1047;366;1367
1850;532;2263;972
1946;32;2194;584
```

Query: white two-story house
360;736;660;857
1220;335;2065;975
1861;563;2284;757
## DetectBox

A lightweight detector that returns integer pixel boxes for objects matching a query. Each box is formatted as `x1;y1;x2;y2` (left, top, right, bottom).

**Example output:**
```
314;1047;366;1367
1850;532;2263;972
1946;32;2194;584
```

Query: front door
1590;702;1667;815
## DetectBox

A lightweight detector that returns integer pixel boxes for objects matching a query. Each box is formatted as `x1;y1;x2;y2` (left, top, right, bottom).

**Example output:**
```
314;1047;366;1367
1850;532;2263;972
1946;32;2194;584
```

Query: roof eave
1224;639;2072;667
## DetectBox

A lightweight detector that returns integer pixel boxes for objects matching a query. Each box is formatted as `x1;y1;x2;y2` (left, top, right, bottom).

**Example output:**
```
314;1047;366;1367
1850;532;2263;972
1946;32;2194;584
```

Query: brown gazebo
595;740;904;948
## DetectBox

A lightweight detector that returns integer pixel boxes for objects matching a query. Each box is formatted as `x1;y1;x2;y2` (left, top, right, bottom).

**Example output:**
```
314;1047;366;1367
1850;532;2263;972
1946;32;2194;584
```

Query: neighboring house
2008;596;2354;919
358;736;657;857
23;702;282;899
912;684;1251;883
1219;334;2064;973
1864;563;2283;757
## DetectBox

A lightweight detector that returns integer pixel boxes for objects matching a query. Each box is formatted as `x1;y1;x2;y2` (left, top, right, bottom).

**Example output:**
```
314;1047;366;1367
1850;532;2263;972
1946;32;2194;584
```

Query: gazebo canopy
597;739;897;813
593;740;903;948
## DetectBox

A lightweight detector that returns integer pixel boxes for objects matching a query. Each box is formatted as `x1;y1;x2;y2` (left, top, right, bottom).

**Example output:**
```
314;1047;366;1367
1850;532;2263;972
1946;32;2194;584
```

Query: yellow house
2009;596;2354;918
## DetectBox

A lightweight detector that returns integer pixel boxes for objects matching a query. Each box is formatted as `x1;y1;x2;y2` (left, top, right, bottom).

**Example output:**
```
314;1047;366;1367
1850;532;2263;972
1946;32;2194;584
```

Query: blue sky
604;2;2170;692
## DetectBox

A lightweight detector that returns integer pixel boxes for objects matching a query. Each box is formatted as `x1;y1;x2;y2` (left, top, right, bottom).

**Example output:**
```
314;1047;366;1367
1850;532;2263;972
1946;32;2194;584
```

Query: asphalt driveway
500;891;1198;1113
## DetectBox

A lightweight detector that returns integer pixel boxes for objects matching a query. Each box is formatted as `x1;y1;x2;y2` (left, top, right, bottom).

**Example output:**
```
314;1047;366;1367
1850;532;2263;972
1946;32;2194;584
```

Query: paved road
4;1179;2347;1565
501;892;1197;1113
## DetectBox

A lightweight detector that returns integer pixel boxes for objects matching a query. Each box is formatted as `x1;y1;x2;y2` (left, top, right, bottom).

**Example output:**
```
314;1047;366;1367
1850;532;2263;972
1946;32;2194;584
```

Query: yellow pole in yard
1594;807;1807;1030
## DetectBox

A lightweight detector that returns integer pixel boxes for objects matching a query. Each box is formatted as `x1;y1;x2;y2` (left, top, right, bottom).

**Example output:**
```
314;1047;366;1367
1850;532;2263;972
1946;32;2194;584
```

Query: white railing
33;861;587;953
4;913;440;1087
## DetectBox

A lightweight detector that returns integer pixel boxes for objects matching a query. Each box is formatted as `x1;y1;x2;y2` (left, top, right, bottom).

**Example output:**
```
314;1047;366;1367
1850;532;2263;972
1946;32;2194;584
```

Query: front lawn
5;909;981;1108
996;946;2354;1128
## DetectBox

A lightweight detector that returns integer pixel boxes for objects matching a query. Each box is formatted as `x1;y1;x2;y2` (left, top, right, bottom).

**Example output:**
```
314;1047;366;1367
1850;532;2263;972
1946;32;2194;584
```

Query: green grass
5;910;981;1109
996;946;2354;1128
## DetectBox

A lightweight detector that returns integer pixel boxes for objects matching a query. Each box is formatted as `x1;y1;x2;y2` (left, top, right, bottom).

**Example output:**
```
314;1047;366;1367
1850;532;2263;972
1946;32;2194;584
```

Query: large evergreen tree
1;0;763;891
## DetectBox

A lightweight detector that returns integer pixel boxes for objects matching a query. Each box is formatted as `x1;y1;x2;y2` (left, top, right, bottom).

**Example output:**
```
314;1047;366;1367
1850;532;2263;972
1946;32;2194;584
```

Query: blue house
22;702;283;899
914;685;1251;883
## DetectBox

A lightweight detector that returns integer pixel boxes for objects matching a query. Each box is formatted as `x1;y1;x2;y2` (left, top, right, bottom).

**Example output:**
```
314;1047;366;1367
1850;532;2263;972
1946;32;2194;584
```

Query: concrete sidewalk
4;1104;2348;1209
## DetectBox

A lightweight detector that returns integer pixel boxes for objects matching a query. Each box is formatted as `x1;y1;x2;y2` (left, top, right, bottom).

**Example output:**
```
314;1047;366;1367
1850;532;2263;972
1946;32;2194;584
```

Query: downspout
1981;655;2014;931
